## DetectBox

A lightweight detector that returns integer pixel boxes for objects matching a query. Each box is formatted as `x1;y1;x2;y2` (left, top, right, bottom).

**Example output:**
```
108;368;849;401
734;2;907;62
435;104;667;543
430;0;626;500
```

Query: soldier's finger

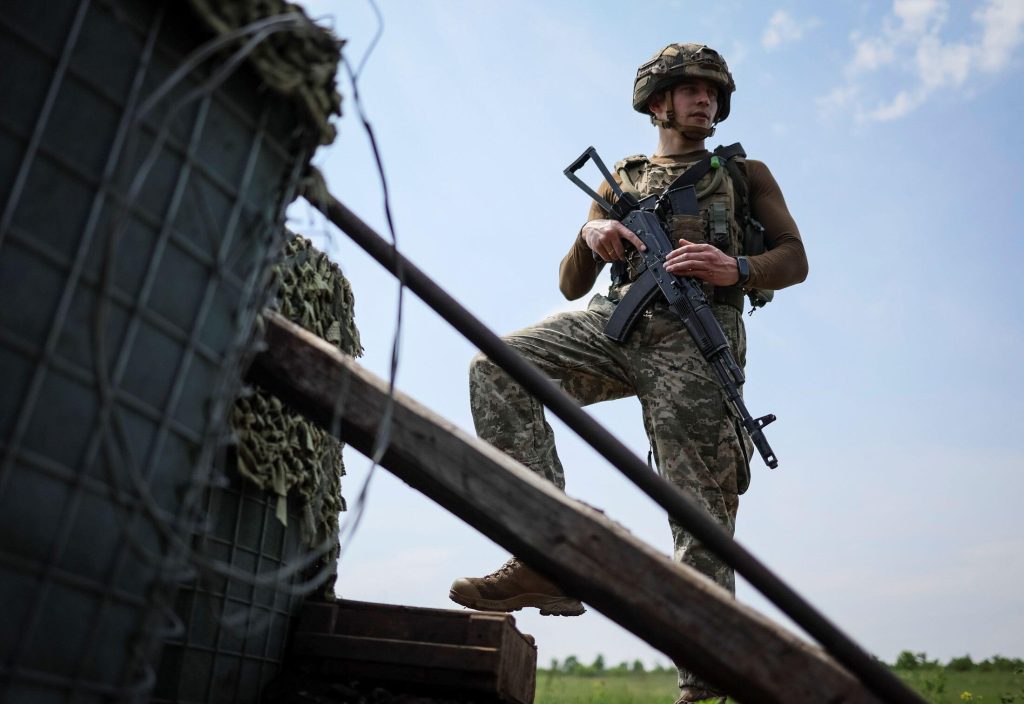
609;222;637;245
620;228;647;252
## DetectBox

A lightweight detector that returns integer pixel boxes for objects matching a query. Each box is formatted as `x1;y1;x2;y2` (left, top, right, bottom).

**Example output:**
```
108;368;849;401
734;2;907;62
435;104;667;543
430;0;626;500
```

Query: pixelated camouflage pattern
632;43;736;122
230;234;361;546
470;295;750;690
470;155;752;691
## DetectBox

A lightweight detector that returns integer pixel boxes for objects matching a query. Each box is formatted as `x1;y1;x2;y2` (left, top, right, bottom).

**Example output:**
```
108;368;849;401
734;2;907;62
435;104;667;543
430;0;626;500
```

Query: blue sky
291;0;1024;669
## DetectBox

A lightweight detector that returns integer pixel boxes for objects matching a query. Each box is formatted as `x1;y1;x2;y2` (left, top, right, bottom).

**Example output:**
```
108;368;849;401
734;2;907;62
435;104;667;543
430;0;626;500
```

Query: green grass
534;669;1024;703
898;668;1022;702
535;670;678;704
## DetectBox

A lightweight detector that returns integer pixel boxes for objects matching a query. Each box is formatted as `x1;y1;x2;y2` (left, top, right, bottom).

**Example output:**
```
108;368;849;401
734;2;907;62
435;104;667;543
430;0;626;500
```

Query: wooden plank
324;599;519;645
293;633;500;672
292;600;537;704
303;658;518;704
296;601;338;634
249;313;882;704
295;636;511;700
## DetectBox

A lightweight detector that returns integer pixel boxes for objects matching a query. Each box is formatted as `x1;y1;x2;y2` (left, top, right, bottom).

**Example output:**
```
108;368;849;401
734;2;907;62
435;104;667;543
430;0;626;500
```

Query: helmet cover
633;43;736;124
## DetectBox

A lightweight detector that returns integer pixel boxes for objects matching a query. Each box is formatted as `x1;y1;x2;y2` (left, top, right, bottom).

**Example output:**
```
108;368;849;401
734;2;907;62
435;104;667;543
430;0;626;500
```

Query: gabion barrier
0;1;339;700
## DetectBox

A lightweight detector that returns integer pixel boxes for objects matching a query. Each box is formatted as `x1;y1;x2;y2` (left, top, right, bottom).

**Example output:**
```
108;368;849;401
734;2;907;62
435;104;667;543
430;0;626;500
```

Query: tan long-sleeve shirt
559;152;808;300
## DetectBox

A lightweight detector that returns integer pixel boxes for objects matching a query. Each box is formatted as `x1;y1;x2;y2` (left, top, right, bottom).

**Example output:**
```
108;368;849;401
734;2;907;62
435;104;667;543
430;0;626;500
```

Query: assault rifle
564;146;779;469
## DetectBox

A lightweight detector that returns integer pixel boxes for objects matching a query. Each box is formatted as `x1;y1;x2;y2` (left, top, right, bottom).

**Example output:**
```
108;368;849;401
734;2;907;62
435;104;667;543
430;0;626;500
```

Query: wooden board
250;313;883;704
292;600;536;703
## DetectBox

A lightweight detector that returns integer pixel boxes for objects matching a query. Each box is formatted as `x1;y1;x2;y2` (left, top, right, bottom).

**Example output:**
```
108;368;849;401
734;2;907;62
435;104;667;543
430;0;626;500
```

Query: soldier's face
670;79;720;126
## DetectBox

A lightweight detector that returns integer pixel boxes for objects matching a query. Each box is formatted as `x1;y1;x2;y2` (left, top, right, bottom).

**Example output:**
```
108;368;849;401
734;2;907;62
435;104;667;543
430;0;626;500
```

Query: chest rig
609;143;767;312
614;145;745;278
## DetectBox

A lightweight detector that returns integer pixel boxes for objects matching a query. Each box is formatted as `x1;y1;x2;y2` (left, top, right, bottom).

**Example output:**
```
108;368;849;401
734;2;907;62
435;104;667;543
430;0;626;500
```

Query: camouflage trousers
469;291;752;691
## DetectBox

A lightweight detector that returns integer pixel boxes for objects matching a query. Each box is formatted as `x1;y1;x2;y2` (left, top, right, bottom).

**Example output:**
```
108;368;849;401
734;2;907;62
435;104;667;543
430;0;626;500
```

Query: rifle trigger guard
755;414;776;429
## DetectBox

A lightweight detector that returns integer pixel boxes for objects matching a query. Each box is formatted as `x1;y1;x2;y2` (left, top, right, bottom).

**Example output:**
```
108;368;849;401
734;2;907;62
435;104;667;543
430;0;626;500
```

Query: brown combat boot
674;687;726;703
449;558;585;616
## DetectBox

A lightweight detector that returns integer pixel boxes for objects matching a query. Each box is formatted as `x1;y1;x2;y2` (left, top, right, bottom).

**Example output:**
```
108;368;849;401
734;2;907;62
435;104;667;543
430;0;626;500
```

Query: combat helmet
633;43;736;136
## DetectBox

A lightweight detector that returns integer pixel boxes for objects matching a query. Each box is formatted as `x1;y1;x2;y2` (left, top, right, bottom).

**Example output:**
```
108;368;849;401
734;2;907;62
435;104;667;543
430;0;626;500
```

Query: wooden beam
292;600;537;703
249;313;882;703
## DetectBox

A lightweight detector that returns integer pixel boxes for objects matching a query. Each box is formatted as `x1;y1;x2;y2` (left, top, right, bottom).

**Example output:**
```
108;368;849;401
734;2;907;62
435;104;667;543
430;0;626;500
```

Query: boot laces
484;557;522;581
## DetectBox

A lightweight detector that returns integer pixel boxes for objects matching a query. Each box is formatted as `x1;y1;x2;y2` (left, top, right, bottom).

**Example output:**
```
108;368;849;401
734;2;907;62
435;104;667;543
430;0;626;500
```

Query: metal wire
89;22;313;701
314;0;405;569
91;10;340;593
0;1;341;699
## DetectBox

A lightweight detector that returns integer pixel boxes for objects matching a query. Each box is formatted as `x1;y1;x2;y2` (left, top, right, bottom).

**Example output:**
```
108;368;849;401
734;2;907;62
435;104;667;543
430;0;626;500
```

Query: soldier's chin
678;122;714;139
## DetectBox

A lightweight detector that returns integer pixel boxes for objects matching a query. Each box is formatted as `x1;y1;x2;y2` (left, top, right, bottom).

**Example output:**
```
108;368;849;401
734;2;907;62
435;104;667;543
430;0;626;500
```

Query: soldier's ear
647;92;665;117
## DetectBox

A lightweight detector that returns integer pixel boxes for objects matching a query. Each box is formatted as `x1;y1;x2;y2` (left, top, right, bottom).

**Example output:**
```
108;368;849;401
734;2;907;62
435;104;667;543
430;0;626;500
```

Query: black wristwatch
735;256;751;286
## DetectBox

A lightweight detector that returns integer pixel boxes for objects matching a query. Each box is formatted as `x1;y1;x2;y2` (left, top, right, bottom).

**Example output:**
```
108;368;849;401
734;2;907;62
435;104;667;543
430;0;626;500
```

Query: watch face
737;256;749;283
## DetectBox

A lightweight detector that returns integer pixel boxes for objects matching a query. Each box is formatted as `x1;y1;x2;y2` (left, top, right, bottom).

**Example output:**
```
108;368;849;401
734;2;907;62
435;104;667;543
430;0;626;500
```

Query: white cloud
816;84;860;116
915;35;972;88
762;10;819;49
893;0;947;35
847;33;896;73
821;0;1024;122
975;0;1024;71
865;89;920;121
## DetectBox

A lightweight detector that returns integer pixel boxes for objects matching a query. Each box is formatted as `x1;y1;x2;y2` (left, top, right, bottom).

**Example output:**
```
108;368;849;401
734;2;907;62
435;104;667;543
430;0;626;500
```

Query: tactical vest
611;150;772;311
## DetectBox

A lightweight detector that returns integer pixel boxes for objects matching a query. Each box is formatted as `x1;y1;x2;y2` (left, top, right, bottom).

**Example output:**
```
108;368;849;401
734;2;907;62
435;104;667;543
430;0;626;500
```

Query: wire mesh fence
151;233;362;704
0;0;341;700
152;471;313;704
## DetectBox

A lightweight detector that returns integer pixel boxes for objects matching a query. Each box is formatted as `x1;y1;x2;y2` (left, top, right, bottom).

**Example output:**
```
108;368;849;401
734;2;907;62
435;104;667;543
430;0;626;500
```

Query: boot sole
448;588;586;617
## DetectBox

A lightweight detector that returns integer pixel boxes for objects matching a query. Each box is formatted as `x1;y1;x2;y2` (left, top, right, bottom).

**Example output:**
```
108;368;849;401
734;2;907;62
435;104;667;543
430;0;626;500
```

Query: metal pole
303;183;925;704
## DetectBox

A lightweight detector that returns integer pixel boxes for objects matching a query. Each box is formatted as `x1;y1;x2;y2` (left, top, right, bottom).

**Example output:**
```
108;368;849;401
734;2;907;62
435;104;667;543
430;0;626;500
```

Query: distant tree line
543;655;671;676
541;652;1024;677
891;651;1024;672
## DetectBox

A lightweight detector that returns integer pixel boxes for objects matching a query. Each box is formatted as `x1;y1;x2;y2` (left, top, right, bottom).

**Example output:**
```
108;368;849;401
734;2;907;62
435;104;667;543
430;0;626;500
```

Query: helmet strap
651;89;716;140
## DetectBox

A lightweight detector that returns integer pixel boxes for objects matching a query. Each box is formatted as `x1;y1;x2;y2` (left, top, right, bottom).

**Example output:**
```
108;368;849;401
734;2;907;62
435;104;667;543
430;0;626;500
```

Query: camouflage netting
231;234;362;546
186;0;343;145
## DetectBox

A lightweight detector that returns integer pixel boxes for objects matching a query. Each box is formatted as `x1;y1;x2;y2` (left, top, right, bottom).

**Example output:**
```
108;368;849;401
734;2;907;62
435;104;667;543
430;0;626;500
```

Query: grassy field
535;671;677;704
534;669;1024;703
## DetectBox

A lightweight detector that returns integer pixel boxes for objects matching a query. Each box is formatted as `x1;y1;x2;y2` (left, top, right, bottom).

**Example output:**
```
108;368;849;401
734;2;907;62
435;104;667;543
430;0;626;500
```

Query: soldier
449;43;808;703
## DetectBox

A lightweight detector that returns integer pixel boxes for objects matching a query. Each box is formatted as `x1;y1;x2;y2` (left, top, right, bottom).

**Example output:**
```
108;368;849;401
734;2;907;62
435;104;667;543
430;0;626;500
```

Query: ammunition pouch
714;285;745;312
740;215;773;312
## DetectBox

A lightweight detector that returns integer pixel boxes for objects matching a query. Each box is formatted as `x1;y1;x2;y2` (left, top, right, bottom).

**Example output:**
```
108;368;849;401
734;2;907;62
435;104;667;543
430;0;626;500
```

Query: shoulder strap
662;142;745;193
713;142;746;161
614;154;649;197
715;143;750;225
610;155;650;285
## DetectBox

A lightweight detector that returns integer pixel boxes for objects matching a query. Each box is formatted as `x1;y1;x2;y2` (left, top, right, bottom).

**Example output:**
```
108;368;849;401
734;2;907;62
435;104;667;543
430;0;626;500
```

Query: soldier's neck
653;128;706;158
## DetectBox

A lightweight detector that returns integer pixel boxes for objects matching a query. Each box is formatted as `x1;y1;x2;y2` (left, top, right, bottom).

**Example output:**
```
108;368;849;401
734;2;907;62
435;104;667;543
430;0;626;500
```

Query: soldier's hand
664;238;740;286
581;219;646;262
